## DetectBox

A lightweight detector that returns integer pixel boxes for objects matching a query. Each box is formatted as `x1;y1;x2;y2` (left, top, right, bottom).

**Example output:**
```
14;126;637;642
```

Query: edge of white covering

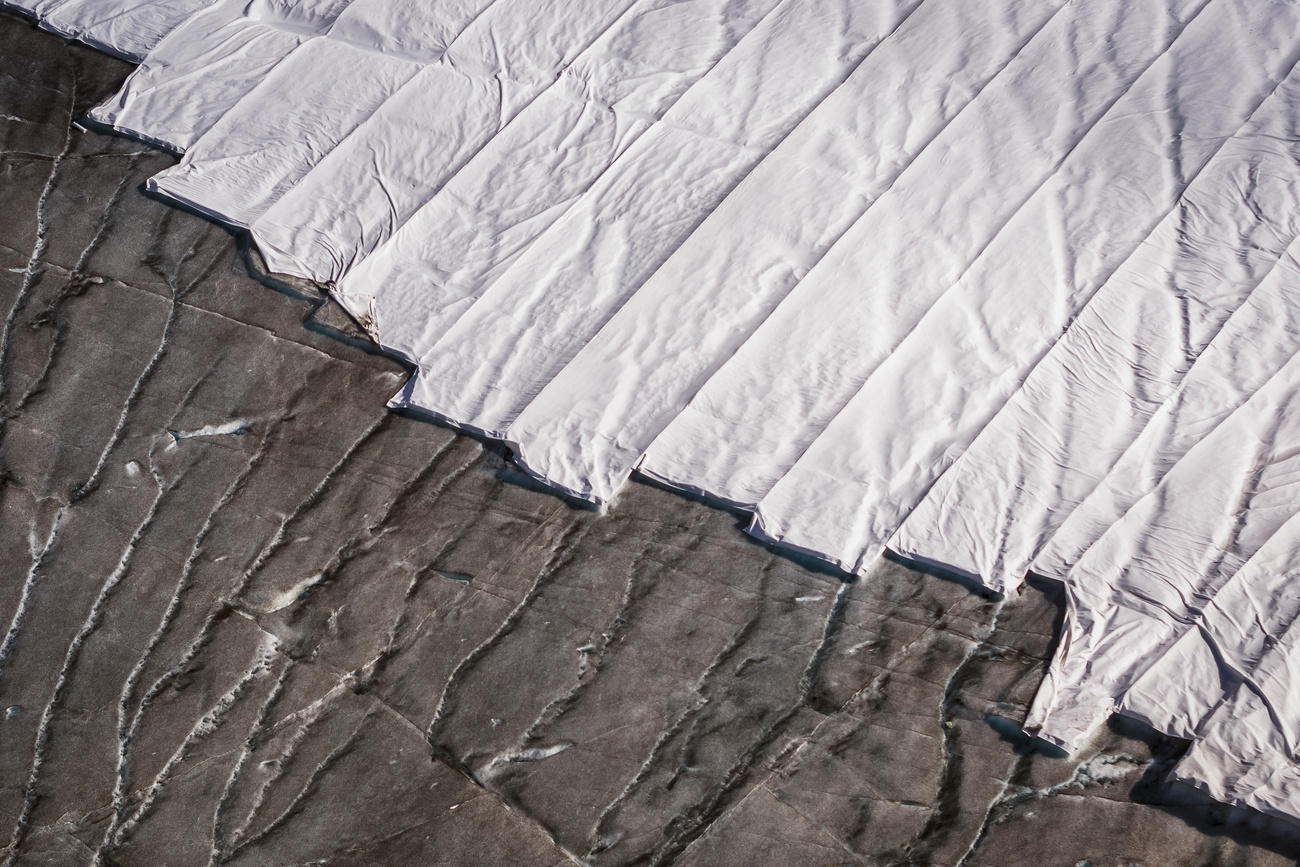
32;24;145;62
146;175;251;230
386;373;609;505
81;112;185;156
0;0;145;61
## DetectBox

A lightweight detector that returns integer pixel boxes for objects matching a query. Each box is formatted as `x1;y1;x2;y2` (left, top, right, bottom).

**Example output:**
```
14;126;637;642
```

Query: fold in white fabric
17;0;1300;823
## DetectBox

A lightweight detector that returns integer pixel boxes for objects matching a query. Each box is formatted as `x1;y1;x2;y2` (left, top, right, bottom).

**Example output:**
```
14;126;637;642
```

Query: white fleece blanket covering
9;0;1300;822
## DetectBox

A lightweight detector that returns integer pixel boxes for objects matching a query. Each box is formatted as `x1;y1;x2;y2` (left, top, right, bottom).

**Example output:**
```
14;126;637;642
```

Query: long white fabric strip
147;0;629;228
1018;223;1300;748
888;69;1300;592
85;0;341;153
1121;509;1300;741
247;0;659;290
1035;243;1300;582
1172;634;1300;821
401;0;927;485
1;0;213;61
504;0;1066;503
145;38;423;228
1027;300;1300;748
322;0;786;362
750;0;1300;576
638;0;1212;511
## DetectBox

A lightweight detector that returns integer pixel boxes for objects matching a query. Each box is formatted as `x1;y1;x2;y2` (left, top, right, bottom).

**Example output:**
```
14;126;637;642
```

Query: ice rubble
8;0;1300;821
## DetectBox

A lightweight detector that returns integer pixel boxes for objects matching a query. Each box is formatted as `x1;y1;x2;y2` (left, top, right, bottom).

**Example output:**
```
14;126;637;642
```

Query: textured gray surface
1;12;1299;865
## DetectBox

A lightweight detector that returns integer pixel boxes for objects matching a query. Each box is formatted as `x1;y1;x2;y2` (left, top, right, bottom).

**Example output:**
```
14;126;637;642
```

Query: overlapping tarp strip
750;0;1296;578
641;0;1212;511
890;62;1300;592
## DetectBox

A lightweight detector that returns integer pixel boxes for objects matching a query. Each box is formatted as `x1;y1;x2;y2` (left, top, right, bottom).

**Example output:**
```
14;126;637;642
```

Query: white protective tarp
85;0;352;152
891;73;1300;592
747;1;1299;575
0;0;214;60
13;0;1300;824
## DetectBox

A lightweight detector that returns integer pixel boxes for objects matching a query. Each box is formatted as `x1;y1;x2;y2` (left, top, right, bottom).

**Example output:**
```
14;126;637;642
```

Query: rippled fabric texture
9;0;1300;822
